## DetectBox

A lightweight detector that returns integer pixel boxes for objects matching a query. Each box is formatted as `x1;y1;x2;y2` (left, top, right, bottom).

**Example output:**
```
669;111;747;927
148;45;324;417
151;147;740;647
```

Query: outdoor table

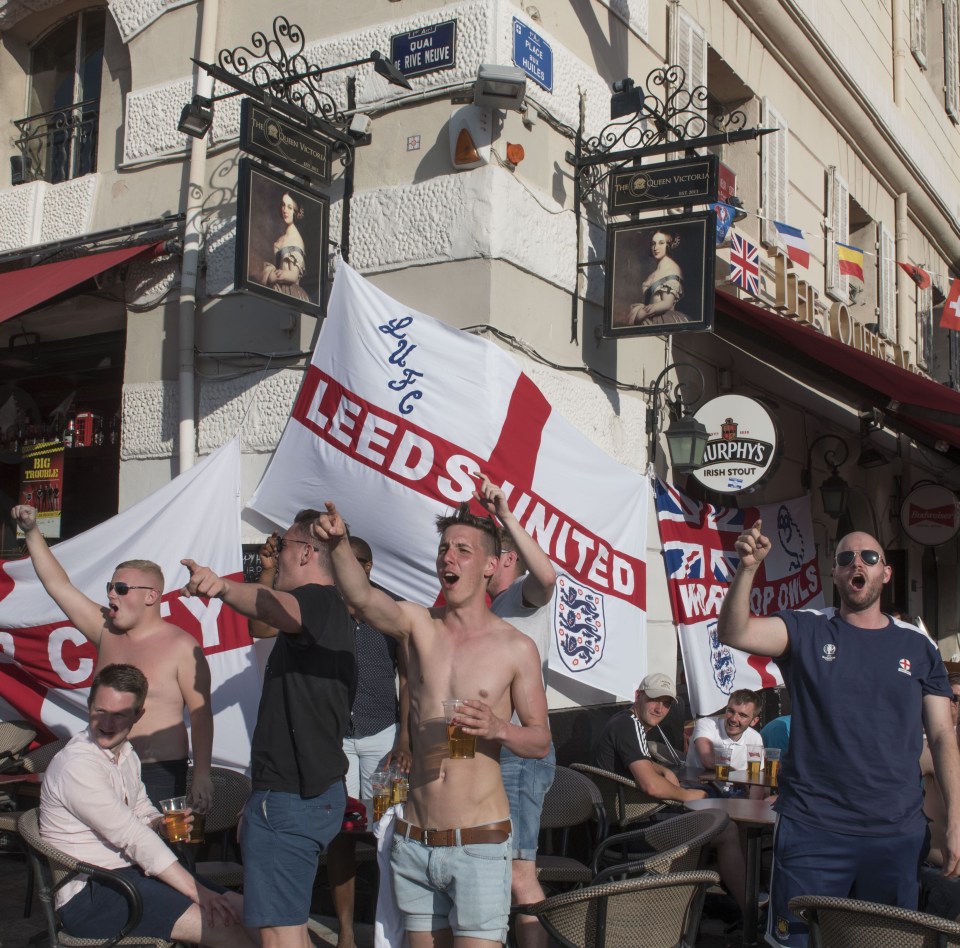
720;769;779;791
684;796;777;948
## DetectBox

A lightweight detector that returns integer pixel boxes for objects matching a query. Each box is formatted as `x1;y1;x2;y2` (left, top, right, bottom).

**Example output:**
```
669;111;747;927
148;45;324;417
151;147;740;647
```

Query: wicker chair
21;736;69;773
526;869;720;948
590;808;730;880
0;719;37;774
534;765;607;890
569;763;677;831
17;808;174;947
188;764;251;890
789;895;960;948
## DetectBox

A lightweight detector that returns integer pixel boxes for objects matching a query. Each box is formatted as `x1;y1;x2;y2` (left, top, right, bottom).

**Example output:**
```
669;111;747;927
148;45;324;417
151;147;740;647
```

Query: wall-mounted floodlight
474;64;527;111
177;96;214;139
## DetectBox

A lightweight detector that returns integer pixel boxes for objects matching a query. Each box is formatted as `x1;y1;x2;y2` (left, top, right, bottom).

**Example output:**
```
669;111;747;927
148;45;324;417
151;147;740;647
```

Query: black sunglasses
835;549;884;567
106;581;156;596
276;537;320;553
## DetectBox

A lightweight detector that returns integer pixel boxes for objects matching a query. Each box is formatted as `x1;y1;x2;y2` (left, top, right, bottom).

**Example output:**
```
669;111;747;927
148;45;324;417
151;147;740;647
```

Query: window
913;0;960;122
825;167;850;301
670;5;707;95
878;224;897;340
761;99;787;248
917;284;933;370
15;9;105;184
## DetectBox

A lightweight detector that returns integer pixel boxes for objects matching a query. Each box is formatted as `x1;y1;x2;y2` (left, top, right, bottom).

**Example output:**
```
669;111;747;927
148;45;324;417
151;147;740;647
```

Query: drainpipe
178;0;219;472
891;0;906;108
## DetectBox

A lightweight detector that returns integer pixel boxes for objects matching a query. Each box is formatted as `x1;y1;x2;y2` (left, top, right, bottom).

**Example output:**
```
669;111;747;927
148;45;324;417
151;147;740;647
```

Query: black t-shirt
593;708;652;778
250;584;355;797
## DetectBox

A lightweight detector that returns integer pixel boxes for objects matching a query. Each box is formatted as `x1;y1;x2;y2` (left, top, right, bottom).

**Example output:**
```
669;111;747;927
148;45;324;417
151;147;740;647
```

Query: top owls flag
655;479;824;716
249;263;649;700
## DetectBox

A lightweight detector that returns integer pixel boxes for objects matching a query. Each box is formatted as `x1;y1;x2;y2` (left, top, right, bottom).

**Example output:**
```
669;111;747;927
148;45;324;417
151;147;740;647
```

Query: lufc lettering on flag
249;262;649;700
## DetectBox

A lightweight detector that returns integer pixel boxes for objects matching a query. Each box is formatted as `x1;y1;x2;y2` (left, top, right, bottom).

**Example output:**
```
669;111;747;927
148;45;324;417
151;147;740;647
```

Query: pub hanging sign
609;155;718;215
240;99;333;186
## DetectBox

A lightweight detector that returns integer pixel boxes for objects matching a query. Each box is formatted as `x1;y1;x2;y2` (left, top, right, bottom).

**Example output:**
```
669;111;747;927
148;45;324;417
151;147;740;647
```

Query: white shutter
825;167;850;300
945;0;960;122
669;4;707;134
917;285;933;369
761;99;788;247
878;224;897;339
911;0;927;67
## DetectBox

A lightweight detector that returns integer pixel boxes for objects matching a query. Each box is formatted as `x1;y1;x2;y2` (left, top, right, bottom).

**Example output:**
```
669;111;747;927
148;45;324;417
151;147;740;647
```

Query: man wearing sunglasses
718;521;960;947
11;504;214;815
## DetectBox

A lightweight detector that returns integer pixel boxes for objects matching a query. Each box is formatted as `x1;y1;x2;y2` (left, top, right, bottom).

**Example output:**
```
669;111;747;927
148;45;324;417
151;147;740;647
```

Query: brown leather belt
395;817;512;847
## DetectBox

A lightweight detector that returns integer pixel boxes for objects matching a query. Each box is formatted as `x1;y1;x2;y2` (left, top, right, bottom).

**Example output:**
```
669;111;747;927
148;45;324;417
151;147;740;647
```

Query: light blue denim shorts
500;743;556;860
391;830;512;940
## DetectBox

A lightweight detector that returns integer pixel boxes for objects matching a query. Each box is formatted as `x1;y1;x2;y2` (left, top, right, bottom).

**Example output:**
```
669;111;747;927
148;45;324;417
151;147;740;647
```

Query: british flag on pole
728;232;761;295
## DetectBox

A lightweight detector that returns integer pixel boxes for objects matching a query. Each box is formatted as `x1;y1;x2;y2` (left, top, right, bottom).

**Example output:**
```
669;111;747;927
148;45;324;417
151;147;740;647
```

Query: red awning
0;243;161;325
715;290;960;453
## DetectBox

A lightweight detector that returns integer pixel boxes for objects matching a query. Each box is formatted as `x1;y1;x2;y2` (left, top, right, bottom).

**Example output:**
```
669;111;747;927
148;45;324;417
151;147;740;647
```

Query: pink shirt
40;728;178;906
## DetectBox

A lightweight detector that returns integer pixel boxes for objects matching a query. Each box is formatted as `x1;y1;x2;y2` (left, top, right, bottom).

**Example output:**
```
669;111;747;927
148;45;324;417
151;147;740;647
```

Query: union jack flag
729;231;761;295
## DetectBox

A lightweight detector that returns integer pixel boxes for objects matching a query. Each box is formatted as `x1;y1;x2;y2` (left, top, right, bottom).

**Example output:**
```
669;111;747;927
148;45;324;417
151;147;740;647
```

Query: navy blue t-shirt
774;607;950;836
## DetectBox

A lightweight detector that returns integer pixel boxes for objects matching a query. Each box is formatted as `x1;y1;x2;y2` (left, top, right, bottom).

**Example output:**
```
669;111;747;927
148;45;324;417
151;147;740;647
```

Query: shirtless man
313;500;551;948
12;505;213;812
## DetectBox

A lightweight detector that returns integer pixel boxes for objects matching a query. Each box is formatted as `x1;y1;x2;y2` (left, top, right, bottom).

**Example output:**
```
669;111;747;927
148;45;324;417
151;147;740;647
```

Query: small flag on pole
712;203;735;245
773;221;810;268
898;262;932;289
836;242;865;282
729;232;761;295
940;279;960;331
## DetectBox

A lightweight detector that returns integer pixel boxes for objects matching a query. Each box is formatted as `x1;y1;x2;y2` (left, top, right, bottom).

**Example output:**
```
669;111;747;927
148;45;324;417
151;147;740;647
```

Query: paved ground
0;846;744;948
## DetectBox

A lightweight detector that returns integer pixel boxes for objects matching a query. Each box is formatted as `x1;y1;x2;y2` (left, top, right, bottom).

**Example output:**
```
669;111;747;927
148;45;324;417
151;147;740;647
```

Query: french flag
774;220;811;268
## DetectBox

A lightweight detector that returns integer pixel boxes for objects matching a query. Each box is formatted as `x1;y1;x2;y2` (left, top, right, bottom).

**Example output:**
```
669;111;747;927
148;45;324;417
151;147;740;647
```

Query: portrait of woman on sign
239;160;327;314
604;212;714;338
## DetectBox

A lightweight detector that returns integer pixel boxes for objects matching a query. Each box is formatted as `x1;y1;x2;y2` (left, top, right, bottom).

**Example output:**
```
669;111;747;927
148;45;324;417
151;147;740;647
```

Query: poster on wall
235;158;328;317
17;441;64;539
603;209;715;337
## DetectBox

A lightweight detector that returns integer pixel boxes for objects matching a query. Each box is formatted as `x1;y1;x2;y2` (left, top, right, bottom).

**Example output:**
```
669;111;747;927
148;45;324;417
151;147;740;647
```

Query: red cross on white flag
248;263;649;700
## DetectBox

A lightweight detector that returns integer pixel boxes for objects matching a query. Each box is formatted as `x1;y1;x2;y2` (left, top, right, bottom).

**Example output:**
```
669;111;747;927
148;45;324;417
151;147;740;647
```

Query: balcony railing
14;99;99;185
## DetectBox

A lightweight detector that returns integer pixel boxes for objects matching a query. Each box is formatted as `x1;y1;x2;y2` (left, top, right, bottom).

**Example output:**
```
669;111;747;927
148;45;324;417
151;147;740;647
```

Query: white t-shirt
685;715;762;770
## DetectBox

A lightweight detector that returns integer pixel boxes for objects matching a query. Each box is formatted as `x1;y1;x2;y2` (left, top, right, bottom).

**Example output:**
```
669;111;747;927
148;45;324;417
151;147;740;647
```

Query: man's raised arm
311;502;413;641
717;518;789;658
180;559;304;634
12;505;105;643
475;473;557;607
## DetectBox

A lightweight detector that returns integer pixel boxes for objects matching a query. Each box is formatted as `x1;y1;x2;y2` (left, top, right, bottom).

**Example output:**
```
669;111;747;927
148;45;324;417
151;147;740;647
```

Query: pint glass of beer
746;745;763;781
442;699;476;759
714;745;733;782
371;771;392;820
159;796;190;842
764;747;781;785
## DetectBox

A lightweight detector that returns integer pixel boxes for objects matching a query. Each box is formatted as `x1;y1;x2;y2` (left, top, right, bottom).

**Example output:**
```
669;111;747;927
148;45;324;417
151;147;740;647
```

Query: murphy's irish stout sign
691;394;779;494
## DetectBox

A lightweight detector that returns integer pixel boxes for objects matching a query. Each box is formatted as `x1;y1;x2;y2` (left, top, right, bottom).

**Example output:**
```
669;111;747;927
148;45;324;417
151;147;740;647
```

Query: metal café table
684;796;777;948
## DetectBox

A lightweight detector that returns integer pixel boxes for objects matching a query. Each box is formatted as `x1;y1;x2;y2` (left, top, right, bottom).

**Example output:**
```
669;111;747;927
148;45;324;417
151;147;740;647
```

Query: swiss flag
940;278;960;331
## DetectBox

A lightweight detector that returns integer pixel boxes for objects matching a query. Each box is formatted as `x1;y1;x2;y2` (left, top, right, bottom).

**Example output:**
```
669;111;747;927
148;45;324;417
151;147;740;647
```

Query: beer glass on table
746;744;763;781
714;745;733;782
764;747;781;785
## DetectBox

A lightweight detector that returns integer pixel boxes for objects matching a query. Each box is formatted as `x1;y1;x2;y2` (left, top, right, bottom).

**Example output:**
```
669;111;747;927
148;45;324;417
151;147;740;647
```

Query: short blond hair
115;559;164;589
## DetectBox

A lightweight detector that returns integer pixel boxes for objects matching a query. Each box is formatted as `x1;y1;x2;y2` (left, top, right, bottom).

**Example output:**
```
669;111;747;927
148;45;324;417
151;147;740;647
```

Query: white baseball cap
638;672;676;700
